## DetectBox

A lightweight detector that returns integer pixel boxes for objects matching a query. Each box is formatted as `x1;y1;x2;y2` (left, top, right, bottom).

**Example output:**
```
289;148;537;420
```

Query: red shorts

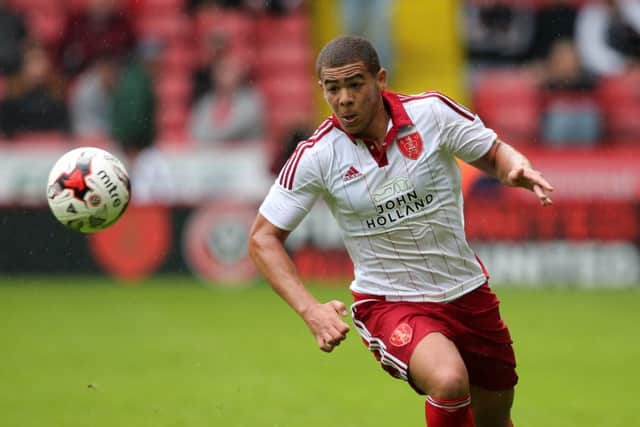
350;283;518;394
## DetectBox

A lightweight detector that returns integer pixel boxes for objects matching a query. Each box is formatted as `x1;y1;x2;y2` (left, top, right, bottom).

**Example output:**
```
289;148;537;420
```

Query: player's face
319;62;387;137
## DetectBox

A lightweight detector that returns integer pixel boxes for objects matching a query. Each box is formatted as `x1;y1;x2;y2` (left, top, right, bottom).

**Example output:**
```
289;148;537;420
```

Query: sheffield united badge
397;132;423;160
389;322;413;347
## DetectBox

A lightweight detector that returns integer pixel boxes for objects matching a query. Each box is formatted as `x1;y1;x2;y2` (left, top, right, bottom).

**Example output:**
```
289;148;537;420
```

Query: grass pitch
0;276;638;427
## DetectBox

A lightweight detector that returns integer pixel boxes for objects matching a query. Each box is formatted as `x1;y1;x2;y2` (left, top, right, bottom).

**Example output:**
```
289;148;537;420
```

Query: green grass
0;276;638;427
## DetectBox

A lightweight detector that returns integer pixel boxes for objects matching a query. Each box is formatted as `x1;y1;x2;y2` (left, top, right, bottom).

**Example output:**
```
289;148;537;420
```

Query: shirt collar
330;90;415;145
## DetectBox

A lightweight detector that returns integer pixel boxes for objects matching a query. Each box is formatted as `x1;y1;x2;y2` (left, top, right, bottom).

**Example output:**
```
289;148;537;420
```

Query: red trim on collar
330;90;415;145
382;89;414;128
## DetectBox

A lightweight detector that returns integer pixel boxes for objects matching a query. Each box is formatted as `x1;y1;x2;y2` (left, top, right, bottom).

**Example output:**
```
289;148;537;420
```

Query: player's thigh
470;385;514;427
408;332;469;397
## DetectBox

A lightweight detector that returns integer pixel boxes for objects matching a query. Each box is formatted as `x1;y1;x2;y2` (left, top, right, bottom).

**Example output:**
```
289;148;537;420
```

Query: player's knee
427;367;469;398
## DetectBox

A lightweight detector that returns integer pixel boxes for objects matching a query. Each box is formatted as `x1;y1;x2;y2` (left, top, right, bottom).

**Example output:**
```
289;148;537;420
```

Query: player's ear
376;68;387;90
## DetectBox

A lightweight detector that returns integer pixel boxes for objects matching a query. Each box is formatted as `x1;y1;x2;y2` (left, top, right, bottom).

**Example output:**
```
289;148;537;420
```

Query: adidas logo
343;166;362;182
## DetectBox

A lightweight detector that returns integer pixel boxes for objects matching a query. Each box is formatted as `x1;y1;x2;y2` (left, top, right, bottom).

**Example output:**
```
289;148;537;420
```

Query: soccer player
248;35;553;427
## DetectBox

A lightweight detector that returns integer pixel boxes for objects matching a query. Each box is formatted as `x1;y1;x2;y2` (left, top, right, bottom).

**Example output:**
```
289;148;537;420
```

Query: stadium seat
472;69;541;145
259;75;313;103
136;0;185;15
155;72;191;104
160;41;197;73
194;7;253;39
136;14;190;41
10;131;70;147
255;12;310;45
600;104;640;144
254;43;311;75
253;12;311;74
193;7;254;49
157;104;188;142
27;9;66;47
597;71;640;143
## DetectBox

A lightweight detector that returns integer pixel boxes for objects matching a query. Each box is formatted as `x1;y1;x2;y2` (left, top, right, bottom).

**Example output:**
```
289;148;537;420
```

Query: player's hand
505;166;554;206
301;300;350;353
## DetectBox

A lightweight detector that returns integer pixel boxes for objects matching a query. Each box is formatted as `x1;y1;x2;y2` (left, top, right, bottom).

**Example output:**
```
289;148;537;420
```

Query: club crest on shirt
397;132;423;160
389;322;413;347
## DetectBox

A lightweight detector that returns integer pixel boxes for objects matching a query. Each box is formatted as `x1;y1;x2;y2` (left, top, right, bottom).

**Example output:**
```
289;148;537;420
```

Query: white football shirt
260;90;497;302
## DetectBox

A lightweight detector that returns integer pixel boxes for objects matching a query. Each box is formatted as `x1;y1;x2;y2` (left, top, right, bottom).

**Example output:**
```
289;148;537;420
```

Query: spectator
244;0;305;15
539;39;602;146
110;39;160;157
576;0;640;77
463;0;536;68
0;43;70;138
529;0;579;62
56;0;136;77
69;54;120;138
0;0;28;76
191;30;230;105
189;55;264;145
340;0;394;78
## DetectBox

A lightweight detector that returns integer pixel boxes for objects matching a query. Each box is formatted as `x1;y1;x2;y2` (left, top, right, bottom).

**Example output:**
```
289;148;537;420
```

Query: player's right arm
248;214;350;352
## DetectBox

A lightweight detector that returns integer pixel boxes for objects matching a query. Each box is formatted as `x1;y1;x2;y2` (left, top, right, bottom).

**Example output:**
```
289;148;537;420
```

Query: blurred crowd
0;0;310;172
464;0;640;148
0;0;639;172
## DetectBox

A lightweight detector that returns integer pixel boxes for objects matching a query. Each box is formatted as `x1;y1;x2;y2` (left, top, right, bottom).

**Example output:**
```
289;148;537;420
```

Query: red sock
425;395;475;427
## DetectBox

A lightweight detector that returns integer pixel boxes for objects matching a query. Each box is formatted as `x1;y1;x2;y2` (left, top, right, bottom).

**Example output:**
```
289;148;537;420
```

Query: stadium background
0;1;639;426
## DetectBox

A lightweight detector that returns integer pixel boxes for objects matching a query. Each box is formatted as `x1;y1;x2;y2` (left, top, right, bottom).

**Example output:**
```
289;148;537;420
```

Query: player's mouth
341;114;358;127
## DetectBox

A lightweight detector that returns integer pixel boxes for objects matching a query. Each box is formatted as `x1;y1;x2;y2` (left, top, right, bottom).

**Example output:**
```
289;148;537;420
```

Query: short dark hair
315;35;381;78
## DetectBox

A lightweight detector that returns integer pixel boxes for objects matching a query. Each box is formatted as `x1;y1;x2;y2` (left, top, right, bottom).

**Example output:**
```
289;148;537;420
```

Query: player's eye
349;82;362;89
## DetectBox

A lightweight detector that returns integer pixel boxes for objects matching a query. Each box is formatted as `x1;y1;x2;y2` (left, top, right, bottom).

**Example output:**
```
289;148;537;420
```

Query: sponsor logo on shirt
365;176;434;229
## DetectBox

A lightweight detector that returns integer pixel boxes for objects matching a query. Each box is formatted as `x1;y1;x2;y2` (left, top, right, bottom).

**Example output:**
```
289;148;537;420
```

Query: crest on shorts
389;322;413;347
397;132;423;160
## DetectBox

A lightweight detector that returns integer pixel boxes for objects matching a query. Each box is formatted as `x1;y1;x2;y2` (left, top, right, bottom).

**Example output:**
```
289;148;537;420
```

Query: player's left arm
470;139;554;206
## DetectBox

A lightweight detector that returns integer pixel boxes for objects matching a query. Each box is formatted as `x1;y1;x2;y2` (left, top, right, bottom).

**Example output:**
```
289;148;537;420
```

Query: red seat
193;7;254;49
136;14;190;41
254;42;311;75
160;41;197;72
194;7;253;38
155;72;191;103
597;71;640;104
10;131;70;146
472;69;541;145
260;75;312;100
600;103;640;143
597;71;640;143
157;104;188;140
192;7;256;69
28;10;66;46
255;13;310;45
137;0;185;15
10;0;63;10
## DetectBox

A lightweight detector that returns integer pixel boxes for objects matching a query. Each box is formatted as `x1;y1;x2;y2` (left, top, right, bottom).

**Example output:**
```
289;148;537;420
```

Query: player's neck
358;101;390;147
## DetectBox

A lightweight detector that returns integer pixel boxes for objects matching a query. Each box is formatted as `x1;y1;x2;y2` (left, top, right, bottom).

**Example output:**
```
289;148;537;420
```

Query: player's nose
338;88;353;106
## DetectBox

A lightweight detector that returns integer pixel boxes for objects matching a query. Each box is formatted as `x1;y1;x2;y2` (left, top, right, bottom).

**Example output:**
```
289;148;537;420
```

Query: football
47;147;131;233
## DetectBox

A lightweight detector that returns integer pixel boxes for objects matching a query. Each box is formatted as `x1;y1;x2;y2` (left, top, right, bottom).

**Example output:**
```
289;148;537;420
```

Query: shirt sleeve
259;143;324;231
434;94;497;163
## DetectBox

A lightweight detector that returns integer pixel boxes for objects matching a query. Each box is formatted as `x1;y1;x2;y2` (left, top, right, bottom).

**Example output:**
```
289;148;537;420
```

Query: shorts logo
389;322;413;347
